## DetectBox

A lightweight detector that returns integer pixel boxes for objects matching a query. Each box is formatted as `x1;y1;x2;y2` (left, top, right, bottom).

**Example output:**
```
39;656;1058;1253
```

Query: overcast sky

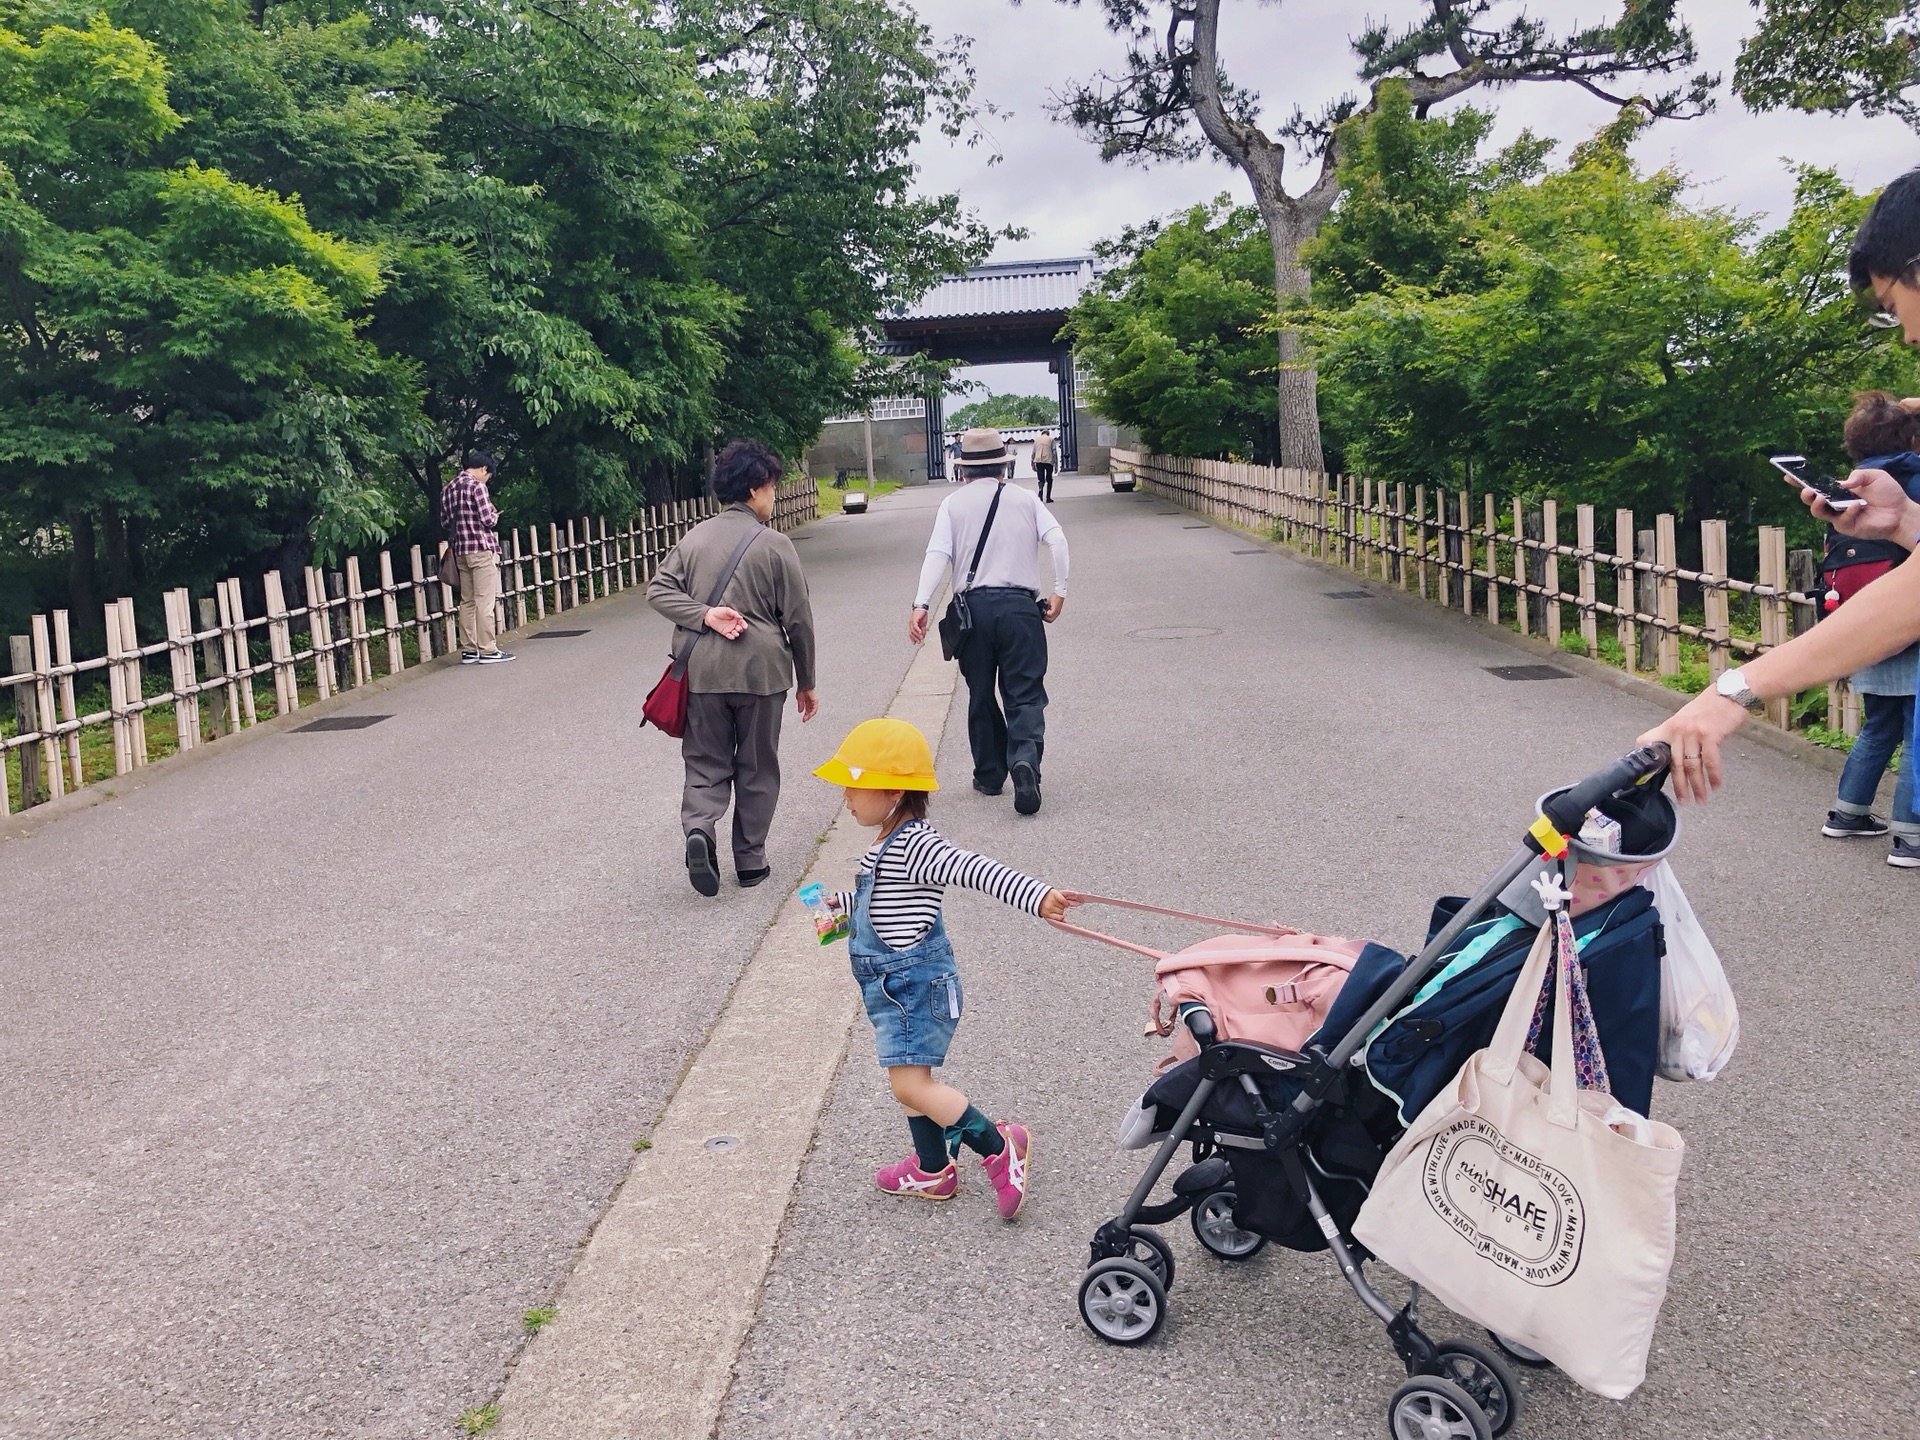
911;0;1917;397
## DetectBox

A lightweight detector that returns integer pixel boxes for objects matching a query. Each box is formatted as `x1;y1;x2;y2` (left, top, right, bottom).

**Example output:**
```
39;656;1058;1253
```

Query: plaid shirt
440;473;500;555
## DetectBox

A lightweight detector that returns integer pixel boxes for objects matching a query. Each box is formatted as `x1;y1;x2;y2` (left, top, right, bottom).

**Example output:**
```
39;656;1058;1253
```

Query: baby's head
1501;780;1679;920
814;717;939;831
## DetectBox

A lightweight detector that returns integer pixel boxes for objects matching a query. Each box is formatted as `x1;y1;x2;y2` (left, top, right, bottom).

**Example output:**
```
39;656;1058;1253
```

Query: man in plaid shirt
439;452;514;664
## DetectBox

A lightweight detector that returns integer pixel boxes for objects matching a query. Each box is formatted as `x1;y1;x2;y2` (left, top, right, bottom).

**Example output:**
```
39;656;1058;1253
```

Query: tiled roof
891;257;1099;321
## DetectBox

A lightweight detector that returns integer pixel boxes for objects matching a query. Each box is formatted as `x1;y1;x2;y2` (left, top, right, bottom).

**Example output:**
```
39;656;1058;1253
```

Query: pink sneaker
874;1155;958;1200
980;1121;1032;1219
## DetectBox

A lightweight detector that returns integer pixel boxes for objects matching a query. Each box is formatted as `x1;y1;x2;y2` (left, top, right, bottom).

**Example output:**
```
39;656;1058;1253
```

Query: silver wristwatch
1714;665;1764;713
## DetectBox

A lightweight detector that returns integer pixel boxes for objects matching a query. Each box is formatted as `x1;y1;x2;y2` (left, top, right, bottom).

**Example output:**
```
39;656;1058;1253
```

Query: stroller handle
1538;742;1672;845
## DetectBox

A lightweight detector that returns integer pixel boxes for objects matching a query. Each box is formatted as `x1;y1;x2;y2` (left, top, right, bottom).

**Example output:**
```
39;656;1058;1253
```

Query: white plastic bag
1644;861;1738;1081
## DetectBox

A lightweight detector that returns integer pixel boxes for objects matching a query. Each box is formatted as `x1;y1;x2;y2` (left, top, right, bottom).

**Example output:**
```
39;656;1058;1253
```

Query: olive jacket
646;504;817;695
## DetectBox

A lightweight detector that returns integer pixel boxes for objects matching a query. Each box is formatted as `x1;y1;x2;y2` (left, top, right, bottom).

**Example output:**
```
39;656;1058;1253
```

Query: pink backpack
1049;893;1365;1067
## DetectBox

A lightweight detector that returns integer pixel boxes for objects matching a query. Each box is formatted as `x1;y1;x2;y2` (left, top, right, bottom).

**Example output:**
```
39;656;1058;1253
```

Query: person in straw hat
909;427;1070;816
813;717;1074;1215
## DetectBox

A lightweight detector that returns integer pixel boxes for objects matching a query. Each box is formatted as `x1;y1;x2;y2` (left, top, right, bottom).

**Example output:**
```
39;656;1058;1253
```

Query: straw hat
813;718;940;791
951;427;1013;474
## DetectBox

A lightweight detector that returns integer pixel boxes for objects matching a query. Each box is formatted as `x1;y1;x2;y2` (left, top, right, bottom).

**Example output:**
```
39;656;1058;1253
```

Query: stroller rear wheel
1190;1188;1266;1260
1484;1330;1553;1369
1386;1376;1491;1440
1121;1228;1177;1290
1430;1341;1521;1437
1078;1259;1167;1346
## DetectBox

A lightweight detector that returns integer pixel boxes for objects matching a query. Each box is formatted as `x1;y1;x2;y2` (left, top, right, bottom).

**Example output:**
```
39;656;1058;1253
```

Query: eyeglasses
1867;254;1920;329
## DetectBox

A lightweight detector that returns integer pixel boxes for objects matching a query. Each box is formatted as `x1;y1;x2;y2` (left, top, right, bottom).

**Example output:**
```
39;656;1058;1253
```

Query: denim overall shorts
849;827;964;1069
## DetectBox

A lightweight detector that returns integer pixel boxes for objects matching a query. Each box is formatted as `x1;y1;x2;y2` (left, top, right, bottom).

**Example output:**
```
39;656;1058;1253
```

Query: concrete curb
491;619;960;1440
0;584;674;846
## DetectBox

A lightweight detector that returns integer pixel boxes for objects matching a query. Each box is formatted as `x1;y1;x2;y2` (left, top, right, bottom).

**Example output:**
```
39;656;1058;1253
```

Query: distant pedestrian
812;717;1073;1214
1031;427;1057;502
647;440;819;896
1820;391;1920;865
439;451;514;664
907;427;1069;815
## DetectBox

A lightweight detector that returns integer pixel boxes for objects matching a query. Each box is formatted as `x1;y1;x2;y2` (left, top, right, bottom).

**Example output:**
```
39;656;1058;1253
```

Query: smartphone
1769;454;1866;509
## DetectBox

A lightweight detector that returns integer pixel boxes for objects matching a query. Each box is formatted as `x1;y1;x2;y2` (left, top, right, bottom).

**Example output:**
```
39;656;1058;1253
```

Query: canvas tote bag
1351;910;1685;1399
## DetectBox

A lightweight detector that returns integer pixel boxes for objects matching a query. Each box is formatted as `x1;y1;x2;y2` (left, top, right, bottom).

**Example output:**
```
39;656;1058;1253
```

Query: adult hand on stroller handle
1540;743;1673;839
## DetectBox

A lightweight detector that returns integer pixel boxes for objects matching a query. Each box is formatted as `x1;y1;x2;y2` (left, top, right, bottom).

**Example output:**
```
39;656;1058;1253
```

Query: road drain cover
1231;549;1266;554
298;715;391;732
533;629;590;638
1130;626;1222;641
1323;590;1373;600
1486;665;1573;681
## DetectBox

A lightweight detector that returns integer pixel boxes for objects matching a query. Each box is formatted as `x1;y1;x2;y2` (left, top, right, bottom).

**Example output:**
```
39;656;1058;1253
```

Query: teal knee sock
907;1115;949;1171
943;1105;1005;1159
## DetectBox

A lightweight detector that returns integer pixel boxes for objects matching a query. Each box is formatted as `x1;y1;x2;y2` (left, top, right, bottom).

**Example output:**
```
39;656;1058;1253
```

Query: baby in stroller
1060;745;1722;1440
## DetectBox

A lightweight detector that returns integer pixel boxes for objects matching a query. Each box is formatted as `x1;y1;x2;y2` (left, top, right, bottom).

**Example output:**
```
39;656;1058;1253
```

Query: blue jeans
1836;692;1917;835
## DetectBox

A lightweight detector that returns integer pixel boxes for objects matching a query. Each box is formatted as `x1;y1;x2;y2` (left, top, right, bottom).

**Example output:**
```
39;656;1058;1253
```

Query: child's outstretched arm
896;827;1069;921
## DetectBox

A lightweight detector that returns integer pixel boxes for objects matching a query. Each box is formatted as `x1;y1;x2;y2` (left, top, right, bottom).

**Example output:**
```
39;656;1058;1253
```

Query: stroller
1054;744;1678;1440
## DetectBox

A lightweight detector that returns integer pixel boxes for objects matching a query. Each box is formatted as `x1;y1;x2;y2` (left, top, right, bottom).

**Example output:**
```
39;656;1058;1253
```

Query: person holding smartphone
1643;169;1920;812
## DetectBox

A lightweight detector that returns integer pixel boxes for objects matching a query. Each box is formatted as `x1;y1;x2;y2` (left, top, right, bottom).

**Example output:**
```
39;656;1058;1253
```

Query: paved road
0;496;940;1437
722;482;1917;1439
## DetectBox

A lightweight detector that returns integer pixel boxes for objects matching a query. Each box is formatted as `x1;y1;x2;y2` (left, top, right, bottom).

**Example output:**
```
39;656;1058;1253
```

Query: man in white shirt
908;428;1070;815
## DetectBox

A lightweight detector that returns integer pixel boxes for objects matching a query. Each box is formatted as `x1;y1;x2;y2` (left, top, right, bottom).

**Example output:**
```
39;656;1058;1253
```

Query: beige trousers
457;553;501;654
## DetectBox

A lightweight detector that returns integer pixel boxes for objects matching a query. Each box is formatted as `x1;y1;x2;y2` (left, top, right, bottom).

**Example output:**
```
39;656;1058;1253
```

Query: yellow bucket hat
813;717;940;791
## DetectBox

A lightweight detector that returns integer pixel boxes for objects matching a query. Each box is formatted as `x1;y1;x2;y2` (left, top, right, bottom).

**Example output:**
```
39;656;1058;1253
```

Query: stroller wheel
1190;1189;1266;1260
1484;1330;1553;1370
1121;1228;1177;1290
1386;1376;1491;1440
1431;1341;1522;1437
1077;1259;1167;1346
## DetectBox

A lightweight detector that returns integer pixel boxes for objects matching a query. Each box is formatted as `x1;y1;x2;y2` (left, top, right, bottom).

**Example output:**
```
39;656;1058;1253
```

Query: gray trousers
681;691;785;869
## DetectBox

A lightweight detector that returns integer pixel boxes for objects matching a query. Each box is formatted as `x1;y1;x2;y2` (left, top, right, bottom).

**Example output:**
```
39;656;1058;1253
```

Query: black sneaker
475;649;517;664
1823;810;1889;838
685;830;720;897
737;866;771;888
1011;762;1041;816
460;650;481;664
973;779;1005;797
1890;838;1920;868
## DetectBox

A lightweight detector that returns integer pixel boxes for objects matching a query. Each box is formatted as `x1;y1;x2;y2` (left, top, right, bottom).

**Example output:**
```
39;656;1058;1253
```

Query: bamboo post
9;634;43;805
1483;493;1500;624
1511;500;1528;636
104;601;132;773
304;568;335;701
220;580;258;727
29;616;66;797
1701;519;1731;682
1576;505;1598;657
438;558;459;656
1615;510;1636;672
1635;530;1659;672
510;532;529;631
346;557;372;688
409;545;433;660
198;597;231;736
1541;500;1561;646
550;522;566;612
53;610;82;784
262;572;298;717
1757;525;1791;728
1655;514;1680;676
161;590;199;753
528;526;547;621
119;598;148;765
1456;491;1472;614
379;552;404;675
1788;550;1820;636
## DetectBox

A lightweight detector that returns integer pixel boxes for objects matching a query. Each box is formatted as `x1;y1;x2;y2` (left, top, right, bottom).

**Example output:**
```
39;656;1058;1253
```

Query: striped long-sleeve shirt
837;820;1051;952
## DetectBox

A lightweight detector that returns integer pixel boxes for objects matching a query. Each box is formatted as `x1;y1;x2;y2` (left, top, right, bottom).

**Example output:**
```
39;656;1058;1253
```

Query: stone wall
806;408;1138;485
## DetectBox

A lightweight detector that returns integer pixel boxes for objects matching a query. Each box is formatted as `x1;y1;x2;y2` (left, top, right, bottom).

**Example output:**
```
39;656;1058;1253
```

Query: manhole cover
1231;549;1266;555
1155;510;1181;516
1129;626;1222;641
704;1136;742;1154
1486;664;1573;681
1181;524;1210;530
297;715;391;732
1323;590;1373;600
532;629;590;638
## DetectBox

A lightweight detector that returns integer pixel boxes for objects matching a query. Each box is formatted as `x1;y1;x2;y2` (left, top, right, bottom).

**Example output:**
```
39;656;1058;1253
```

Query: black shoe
973;779;1005;797
474;649;516;664
1011;762;1041;816
685;830;720;896
1823;809;1889;838
737;866;771;887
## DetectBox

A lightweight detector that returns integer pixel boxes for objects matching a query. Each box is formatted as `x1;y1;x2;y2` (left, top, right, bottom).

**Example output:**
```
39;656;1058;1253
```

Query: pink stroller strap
1046;891;1300;960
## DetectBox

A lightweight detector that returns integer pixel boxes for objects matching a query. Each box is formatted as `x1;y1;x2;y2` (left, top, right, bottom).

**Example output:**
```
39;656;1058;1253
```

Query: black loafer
973;779;1005;797
1011;762;1041;816
685;830;720;897
737;866;771;888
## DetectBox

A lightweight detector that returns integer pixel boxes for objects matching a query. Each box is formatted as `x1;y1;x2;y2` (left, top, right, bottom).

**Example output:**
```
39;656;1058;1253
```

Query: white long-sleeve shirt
835;820;1051;951
914;478;1070;609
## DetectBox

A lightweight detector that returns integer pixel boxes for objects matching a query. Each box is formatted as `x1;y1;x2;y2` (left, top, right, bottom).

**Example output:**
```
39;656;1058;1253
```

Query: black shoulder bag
936;482;1005;662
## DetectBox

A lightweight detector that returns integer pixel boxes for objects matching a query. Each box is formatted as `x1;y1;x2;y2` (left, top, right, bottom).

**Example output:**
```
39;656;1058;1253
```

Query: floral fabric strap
1524;907;1613;1094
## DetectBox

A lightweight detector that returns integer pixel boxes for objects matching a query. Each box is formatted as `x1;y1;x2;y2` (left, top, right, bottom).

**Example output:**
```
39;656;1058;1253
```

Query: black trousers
955;588;1048;789
1034;463;1055;501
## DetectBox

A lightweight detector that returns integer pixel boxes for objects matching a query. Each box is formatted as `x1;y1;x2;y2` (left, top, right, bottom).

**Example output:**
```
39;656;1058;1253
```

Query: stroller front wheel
1386;1376;1492;1440
1190;1189;1266;1260
1120;1228;1177;1290
1430;1341;1521;1437
1078;1258;1167;1346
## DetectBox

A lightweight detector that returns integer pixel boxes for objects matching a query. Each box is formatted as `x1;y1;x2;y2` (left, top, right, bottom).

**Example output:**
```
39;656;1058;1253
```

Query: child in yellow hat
813;717;1071;1217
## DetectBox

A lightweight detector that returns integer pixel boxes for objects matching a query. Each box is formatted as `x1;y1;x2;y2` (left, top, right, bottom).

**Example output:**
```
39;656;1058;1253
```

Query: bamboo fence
2;477;818;815
1115;449;1850;740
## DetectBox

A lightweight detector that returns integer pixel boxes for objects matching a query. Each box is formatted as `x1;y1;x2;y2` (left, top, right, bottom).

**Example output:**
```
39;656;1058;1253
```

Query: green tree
1735;0;1920;127
1067;198;1279;462
948;393;1058;429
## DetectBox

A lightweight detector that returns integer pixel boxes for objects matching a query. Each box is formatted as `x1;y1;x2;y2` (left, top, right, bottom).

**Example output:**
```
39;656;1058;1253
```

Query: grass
814;476;902;516
456;1402;500;1435
631;1137;651;1152
522;1306;558;1336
